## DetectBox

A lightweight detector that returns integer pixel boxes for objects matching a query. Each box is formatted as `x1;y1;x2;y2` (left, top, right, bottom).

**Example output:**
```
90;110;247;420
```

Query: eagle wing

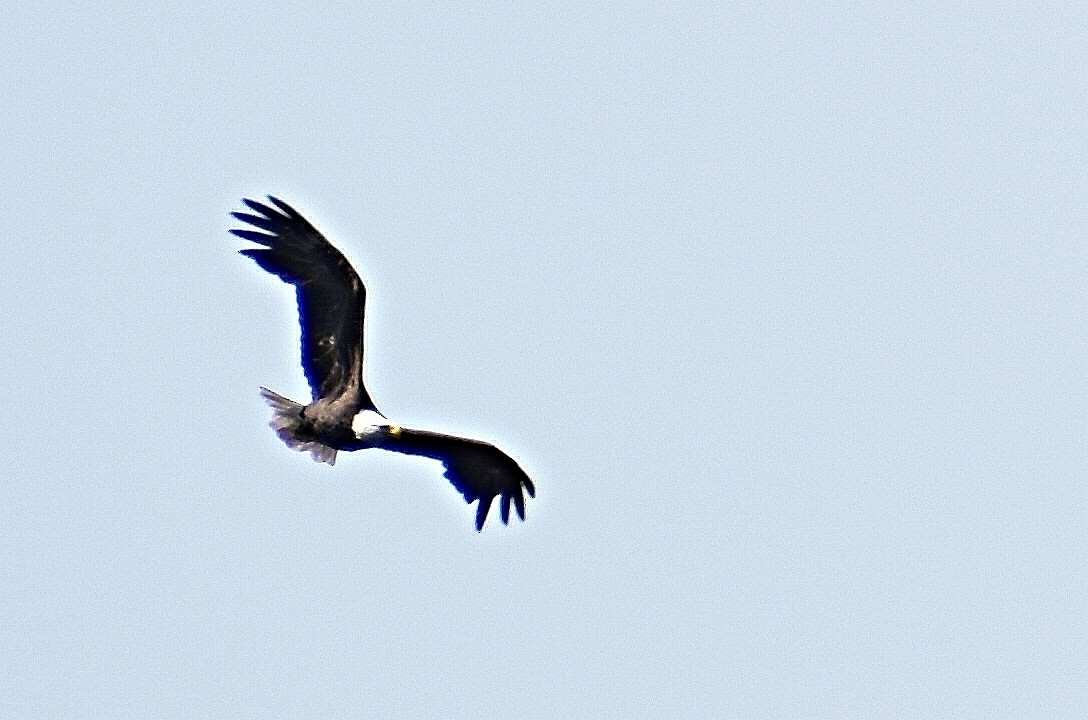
381;428;536;531
231;196;377;411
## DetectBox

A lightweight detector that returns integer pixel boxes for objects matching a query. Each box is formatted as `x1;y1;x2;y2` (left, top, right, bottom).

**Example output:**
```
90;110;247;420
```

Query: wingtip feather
231;228;275;245
475;496;494;532
267;195;302;219
242;197;278;217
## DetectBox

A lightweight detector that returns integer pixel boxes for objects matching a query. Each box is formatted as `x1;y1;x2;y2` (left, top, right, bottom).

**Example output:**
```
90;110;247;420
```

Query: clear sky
2;2;1086;717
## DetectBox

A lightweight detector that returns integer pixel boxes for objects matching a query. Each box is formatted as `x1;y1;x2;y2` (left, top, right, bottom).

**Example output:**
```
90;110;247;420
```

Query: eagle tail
258;387;338;465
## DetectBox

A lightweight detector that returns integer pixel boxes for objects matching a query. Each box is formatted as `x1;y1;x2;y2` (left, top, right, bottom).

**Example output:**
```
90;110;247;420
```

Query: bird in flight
231;196;535;531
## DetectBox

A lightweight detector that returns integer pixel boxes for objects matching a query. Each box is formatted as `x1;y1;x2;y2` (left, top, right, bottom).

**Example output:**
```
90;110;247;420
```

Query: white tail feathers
258;387;338;465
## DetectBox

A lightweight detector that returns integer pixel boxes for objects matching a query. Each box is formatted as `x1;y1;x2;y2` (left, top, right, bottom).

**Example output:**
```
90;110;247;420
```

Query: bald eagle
231;196;535;531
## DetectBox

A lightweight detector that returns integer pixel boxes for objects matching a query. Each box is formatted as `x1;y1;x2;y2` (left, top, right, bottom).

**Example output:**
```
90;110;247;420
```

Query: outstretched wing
231;196;377;411
380;428;536;531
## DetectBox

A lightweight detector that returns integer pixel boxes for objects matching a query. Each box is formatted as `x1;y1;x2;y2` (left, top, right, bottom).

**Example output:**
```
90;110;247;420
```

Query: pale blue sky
2;2;1086;717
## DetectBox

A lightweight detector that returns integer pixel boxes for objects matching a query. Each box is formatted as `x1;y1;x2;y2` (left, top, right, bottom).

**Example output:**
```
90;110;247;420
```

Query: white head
351;409;388;438
351;410;403;441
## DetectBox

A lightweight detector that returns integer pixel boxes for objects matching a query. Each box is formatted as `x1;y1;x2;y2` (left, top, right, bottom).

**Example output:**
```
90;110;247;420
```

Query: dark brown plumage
231;196;535;531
